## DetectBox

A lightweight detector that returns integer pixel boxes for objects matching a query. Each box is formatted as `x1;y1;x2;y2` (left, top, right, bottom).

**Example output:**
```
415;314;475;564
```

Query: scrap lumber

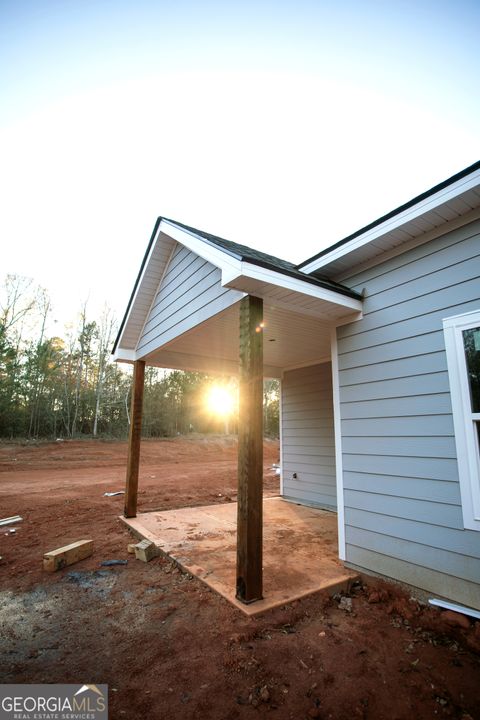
134;539;158;562
0;515;22;527
43;539;93;572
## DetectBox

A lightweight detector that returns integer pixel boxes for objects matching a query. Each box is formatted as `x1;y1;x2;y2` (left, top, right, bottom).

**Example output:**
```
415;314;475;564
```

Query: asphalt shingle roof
163;218;361;300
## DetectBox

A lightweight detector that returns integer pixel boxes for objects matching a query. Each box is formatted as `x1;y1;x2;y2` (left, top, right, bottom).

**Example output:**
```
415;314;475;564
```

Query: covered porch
113;218;363;606
121;497;358;615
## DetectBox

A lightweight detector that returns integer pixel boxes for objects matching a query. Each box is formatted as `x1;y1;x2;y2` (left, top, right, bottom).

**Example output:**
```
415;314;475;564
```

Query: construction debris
338;596;353;612
100;559;128;566
104;491;125;497
0;515;22;527
134;539;158;563
127;543;137;554
43;539;93;572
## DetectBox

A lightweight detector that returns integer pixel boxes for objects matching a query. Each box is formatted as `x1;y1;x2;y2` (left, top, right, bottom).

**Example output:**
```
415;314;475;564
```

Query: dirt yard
0;437;479;720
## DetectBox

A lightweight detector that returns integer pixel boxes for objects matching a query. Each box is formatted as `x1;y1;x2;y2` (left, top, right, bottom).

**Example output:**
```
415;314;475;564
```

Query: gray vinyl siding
336;217;480;610
136;244;243;357
282;363;336;509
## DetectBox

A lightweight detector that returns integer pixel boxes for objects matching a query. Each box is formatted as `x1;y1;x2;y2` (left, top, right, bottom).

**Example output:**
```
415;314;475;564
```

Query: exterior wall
282;363;336;509
136;244;243;358
336;218;480;609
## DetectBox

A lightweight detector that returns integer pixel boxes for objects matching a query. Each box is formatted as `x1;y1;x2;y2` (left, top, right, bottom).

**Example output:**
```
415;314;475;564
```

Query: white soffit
300;167;480;277
143;301;334;377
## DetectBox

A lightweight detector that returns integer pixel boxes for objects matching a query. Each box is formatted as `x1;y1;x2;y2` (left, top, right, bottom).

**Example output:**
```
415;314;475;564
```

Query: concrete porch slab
121;497;358;616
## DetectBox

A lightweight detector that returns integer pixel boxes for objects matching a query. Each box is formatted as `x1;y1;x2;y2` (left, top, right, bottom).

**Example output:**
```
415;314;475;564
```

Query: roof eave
112;217;162;354
298;160;480;274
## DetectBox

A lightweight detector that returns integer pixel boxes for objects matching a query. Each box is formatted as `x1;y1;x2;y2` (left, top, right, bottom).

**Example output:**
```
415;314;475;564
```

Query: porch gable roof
113;217;362;361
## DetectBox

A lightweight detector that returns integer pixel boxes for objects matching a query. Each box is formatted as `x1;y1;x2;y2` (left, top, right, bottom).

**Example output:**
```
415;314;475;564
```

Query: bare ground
0;437;479;720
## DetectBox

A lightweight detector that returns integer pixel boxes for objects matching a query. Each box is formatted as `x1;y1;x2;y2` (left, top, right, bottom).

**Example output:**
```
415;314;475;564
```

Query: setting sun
206;384;236;418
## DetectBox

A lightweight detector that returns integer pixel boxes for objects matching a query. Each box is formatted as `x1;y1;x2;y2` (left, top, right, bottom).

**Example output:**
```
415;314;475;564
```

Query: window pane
463;327;480;412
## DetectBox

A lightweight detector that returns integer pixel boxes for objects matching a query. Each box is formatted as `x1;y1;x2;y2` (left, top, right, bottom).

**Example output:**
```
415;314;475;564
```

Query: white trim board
225;262;363;313
279;377;284;497
443;308;480;531
330;327;346;560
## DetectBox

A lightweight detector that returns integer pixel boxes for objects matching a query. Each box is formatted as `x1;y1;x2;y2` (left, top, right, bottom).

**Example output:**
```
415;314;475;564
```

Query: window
443;309;480;531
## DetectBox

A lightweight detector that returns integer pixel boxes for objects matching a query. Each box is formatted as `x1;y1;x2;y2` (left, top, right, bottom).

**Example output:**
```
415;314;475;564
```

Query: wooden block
43;539;93;572
134;539;158;562
127;543;137;554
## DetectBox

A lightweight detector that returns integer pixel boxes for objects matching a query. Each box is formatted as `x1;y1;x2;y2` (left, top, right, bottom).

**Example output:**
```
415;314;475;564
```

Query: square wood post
236;295;264;603
124;360;146;518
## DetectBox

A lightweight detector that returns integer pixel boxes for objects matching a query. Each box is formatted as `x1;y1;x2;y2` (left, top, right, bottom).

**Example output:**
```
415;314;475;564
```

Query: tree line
0;274;279;440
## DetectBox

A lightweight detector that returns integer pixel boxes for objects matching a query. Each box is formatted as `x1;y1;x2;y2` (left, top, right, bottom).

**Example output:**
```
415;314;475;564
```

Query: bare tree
27;289;51;437
93;306;116;437
0;274;36;332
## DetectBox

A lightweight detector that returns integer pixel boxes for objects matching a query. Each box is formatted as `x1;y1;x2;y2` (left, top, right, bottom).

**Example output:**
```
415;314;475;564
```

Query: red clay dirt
0;436;479;720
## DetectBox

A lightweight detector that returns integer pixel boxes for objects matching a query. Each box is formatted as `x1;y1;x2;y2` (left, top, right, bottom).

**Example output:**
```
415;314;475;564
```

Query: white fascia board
116;219;241;355
113;348;137;363
224;262;363;312
115;223;165;352
161;220;242;277
301;168;480;274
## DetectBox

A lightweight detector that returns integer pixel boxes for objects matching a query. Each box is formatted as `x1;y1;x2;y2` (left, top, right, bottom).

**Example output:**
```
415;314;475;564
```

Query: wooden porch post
236;295;263;603
124;360;146;518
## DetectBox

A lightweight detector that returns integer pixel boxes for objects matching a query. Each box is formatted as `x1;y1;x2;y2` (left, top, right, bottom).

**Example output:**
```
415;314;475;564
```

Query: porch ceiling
143;300;339;377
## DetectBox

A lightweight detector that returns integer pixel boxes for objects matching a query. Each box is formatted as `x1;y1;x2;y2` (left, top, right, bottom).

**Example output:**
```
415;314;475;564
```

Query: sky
0;0;479;330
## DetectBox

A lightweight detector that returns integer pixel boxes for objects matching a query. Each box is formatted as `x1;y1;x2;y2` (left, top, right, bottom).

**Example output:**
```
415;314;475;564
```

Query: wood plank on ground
43;539;93;572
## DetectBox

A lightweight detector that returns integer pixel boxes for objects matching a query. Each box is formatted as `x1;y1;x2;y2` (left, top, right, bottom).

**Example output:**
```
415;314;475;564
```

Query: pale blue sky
1;0;479;326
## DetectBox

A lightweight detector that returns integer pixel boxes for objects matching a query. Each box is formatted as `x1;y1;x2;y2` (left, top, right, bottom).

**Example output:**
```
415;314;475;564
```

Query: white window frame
443;309;480;531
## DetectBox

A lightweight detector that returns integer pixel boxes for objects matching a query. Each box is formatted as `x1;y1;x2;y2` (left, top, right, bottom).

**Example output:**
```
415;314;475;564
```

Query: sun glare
206;385;236;417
